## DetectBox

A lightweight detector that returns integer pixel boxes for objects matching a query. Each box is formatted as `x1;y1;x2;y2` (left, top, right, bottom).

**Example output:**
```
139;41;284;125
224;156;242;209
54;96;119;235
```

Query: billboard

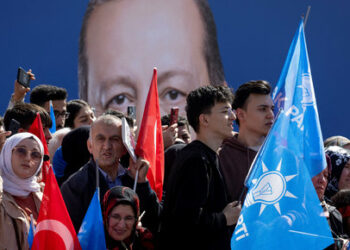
1;0;349;138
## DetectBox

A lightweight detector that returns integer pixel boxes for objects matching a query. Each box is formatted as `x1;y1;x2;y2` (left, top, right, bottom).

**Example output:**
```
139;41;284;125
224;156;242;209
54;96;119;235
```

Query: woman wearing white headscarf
0;132;44;249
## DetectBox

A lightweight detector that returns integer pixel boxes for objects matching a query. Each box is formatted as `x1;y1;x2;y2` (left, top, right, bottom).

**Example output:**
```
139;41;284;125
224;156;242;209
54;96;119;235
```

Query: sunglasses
13;147;42;162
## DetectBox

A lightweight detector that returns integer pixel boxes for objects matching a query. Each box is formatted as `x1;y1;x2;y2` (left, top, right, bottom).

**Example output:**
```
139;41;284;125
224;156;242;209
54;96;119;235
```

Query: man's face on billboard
85;0;210;124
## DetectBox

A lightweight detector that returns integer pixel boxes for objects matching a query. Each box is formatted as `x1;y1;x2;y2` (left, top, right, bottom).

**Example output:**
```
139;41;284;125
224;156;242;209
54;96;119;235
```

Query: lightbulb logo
245;159;297;216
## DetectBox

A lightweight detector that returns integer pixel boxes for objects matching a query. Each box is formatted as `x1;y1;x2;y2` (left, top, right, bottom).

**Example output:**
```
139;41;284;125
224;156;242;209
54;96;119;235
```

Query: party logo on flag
244;159;297;216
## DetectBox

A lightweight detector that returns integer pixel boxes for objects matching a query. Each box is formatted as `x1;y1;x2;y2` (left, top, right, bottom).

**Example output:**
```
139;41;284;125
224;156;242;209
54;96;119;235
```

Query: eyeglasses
54;110;70;119
13;147;43;162
109;214;136;225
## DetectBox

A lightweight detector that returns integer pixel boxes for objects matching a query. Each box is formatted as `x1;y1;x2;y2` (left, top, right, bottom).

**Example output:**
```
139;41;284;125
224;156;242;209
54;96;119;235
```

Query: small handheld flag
135;68;164;200
32;168;81;250
27;214;35;248
77;189;106;250
49;100;56;134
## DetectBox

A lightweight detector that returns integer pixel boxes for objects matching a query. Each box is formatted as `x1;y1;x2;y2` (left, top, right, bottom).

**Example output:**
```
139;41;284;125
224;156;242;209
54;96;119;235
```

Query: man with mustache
61;115;159;233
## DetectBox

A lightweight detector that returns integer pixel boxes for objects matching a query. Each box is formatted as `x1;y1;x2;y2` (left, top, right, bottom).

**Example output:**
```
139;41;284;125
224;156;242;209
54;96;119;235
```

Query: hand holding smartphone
170;107;179;125
127;106;136;120
17;67;31;88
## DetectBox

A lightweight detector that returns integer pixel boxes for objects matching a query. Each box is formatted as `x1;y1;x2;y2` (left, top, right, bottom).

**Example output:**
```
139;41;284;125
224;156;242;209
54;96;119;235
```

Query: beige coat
0;188;42;250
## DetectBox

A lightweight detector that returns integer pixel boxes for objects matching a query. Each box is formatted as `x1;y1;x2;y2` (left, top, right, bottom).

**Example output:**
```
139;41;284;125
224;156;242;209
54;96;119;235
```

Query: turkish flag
28;113;50;183
135;68;164;200
31;167;81;250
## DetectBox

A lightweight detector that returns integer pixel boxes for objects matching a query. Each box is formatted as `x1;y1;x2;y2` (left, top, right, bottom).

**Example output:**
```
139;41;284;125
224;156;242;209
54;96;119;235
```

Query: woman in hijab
102;186;154;250
57;125;91;185
324;136;350;151
325;146;350;200
0;132;44;249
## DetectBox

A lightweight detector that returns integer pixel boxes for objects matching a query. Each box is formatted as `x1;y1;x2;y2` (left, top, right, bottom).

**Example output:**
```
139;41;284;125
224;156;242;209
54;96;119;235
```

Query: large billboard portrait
1;0;350;138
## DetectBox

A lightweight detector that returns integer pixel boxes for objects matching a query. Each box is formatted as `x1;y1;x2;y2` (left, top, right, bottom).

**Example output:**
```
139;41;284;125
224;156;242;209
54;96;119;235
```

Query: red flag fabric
28;113;50;183
32;167;81;250
135;68;164;200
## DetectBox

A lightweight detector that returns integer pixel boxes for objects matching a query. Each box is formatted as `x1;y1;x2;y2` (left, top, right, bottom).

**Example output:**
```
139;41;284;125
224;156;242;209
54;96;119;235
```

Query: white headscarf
0;132;44;196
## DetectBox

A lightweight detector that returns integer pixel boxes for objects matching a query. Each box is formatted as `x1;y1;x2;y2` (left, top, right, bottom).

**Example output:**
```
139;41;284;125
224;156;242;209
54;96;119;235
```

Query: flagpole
95;159;100;201
303;6;311;28
133;170;139;192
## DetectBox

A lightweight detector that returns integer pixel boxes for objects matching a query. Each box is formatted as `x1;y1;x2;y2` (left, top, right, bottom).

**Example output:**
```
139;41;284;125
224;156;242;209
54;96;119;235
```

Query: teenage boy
160;86;241;250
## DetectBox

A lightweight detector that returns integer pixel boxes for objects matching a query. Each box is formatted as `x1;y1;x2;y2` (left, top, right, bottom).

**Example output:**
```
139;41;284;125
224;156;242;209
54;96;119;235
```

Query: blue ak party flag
231;20;333;249
49;100;56;134
77;189;106;250
272;19;326;178
231;111;333;249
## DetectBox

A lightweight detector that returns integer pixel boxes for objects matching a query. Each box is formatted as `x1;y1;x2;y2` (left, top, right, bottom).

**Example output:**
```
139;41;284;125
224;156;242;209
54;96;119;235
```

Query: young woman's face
73;106;96;128
107;204;136;241
11;138;42;179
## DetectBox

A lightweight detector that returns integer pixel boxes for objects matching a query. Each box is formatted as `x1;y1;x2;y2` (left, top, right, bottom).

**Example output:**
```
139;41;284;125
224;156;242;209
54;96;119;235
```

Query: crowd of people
1;0;347;249
0;75;350;249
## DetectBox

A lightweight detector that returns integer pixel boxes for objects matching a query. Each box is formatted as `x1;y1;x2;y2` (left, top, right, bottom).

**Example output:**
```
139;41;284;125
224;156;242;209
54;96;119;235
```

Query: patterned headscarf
102;186;141;249
325;146;350;199
0;132;44;196
102;186;140;225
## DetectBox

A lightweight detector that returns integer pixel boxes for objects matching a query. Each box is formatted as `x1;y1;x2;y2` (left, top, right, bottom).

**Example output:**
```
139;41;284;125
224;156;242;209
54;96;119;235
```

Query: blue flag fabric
49;100;56;134
231;20;333;249
78;189;106;250
231;111;333;249
272;19;326;178
27;219;35;248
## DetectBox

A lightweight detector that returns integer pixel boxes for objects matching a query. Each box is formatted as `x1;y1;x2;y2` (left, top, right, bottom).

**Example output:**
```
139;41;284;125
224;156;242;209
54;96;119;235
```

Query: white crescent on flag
35;219;74;250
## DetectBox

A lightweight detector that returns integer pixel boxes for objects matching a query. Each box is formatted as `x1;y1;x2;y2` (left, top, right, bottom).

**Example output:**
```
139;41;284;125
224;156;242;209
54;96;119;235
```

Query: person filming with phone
7;68;35;110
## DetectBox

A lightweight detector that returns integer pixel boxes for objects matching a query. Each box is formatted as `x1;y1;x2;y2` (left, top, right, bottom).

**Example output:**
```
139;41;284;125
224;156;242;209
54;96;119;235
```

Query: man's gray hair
89;114;122;140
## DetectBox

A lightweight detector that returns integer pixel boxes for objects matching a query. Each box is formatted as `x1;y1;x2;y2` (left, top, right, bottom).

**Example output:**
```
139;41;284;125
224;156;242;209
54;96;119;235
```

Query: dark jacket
163;143;186;194
61;159;161;234
160;140;231;250
219;134;257;202
323;198;348;249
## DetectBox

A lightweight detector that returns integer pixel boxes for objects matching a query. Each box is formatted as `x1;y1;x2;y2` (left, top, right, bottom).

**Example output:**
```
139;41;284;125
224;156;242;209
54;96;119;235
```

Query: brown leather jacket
0;186;42;250
218;134;257;202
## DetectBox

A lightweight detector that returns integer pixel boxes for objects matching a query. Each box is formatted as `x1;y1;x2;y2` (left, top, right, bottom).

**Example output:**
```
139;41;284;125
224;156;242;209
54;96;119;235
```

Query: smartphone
17;67;31;88
170;107;179;125
9;119;21;136
127;106;136;120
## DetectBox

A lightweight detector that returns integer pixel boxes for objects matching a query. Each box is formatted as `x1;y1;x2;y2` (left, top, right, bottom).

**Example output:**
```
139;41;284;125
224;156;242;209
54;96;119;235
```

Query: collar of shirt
98;163;127;188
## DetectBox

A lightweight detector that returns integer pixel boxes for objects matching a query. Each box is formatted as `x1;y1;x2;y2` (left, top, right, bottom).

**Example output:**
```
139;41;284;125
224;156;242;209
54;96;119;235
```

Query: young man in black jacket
160;86;241;250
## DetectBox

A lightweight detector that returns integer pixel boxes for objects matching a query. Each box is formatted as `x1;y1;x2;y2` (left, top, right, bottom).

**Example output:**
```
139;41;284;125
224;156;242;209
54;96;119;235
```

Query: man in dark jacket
160;86;241;250
219;80;274;202
61;115;160;233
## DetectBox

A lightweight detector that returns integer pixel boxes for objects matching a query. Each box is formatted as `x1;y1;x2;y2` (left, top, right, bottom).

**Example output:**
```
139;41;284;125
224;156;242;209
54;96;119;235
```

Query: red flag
135;68;164;200
28;113;50;183
32;167;81;250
